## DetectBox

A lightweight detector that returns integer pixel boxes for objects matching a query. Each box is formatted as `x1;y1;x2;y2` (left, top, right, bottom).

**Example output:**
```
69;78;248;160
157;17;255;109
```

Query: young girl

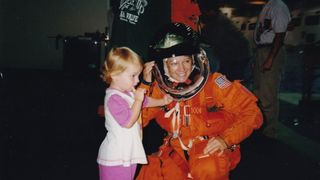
97;47;172;180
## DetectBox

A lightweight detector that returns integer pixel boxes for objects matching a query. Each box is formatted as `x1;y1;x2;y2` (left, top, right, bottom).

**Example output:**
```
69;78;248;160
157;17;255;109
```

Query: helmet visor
152;48;210;101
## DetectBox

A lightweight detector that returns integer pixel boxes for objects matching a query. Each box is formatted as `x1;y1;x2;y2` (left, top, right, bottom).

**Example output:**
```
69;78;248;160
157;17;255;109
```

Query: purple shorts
98;164;137;180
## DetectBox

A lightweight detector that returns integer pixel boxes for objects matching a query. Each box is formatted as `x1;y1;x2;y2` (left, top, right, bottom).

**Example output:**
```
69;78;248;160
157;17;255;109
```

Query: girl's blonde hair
101;47;143;84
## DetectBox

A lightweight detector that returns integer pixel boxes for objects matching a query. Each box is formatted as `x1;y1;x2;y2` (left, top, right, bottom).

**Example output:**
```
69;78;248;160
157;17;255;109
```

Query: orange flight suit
137;73;263;180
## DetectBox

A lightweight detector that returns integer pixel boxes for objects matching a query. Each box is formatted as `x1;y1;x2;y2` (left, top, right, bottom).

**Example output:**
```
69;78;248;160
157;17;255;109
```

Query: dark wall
0;0;109;70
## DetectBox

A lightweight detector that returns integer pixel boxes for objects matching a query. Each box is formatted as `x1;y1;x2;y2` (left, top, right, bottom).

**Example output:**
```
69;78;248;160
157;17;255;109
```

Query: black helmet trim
148;22;199;61
152;40;199;61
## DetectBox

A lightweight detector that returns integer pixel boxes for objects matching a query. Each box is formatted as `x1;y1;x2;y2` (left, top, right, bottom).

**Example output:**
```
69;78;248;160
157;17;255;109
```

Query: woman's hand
143;61;155;82
203;136;228;156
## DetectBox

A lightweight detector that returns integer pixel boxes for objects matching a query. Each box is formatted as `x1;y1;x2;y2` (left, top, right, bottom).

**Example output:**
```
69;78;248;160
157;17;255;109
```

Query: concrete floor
0;67;319;180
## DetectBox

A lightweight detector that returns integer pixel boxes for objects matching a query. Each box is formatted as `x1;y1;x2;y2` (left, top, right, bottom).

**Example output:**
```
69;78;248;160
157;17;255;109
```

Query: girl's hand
132;87;146;102
163;94;173;105
143;61;155;82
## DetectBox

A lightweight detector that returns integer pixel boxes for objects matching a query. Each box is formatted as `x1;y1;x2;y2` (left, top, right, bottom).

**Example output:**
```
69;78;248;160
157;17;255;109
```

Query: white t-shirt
254;0;291;45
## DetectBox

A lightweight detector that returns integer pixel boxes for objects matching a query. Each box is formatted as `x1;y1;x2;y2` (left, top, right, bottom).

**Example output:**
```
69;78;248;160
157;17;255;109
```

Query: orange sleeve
211;73;263;146
139;82;151;90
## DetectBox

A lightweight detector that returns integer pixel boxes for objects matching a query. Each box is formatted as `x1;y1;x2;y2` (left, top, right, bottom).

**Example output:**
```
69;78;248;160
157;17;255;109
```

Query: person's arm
263;4;291;72
218;81;263;146
145;95;173;108
125;88;145;128
128;88;172;128
263;32;286;72
203;75;263;155
138;61;154;96
107;89;145;128
138;61;166;127
142;61;155;83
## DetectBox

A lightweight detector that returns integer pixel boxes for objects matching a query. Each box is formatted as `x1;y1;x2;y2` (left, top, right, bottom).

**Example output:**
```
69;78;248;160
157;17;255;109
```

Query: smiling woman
136;22;263;180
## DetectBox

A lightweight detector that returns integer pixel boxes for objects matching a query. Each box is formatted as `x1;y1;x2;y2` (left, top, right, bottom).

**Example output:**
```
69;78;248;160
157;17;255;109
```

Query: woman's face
165;55;193;82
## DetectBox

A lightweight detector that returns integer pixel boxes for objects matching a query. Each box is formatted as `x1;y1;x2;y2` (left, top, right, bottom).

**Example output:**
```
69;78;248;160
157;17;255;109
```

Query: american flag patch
215;75;231;89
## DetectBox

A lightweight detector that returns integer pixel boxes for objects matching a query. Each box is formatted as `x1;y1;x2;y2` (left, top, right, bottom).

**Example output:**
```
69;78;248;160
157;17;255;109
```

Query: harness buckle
183;105;191;126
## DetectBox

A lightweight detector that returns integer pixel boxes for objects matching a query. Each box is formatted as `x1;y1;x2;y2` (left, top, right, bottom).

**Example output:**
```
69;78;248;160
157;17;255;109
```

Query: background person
196;0;252;82
253;0;291;138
